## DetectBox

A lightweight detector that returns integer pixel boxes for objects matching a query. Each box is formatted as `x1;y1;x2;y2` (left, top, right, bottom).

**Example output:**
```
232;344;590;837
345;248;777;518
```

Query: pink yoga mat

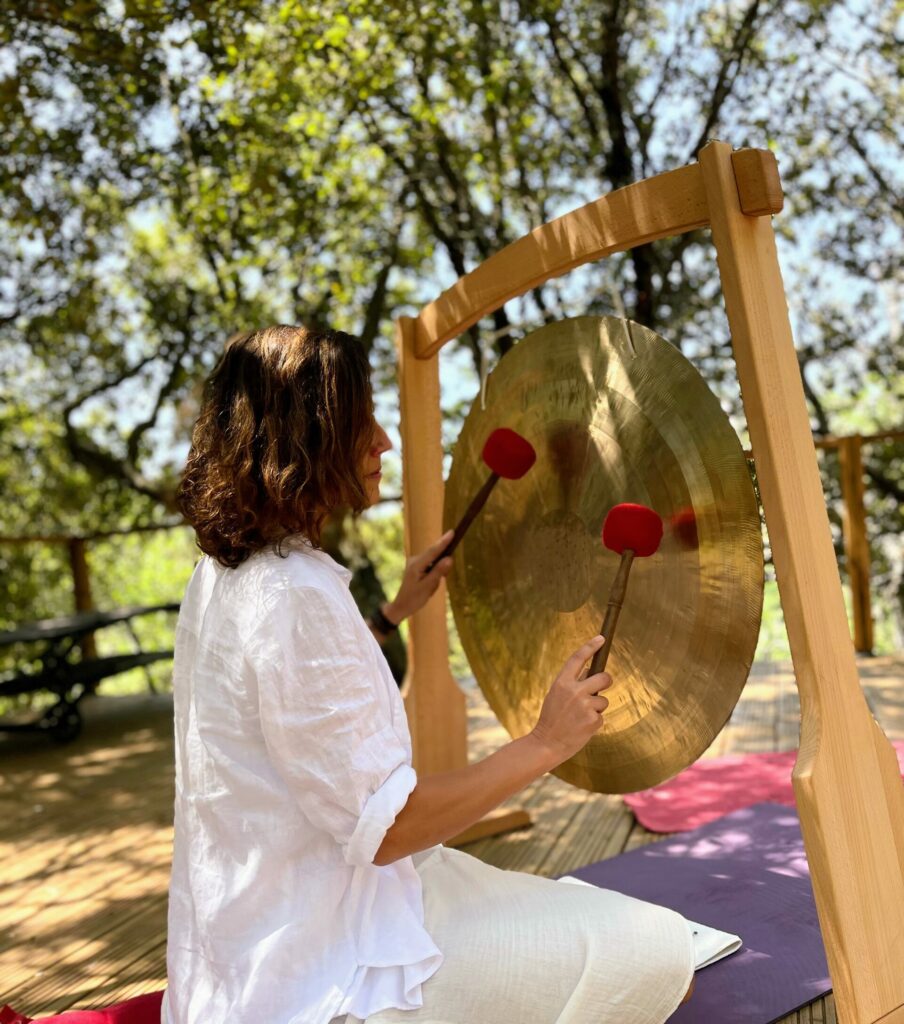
624;740;904;833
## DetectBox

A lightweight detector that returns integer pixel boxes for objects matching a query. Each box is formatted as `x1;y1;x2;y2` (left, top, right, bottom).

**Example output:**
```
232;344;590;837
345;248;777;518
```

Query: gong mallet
425;427;536;572
588;502;664;675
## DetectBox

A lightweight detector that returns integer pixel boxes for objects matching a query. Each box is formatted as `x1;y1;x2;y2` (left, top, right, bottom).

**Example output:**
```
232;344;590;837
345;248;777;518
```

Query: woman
163;324;695;1024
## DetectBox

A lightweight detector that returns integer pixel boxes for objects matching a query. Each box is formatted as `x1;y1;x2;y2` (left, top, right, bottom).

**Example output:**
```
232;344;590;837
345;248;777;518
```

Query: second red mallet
426;427;536;572
589;503;664;675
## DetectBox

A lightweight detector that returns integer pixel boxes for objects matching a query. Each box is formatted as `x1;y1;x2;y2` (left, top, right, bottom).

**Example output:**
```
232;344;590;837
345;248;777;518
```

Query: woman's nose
372;422;392;454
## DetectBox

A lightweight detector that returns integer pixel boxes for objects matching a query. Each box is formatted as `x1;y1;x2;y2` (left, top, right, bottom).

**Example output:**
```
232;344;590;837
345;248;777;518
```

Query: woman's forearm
373;733;559;866
374;633;610;866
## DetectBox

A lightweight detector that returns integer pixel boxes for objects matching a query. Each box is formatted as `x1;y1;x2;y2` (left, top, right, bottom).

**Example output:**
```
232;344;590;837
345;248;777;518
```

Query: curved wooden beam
414;162;709;358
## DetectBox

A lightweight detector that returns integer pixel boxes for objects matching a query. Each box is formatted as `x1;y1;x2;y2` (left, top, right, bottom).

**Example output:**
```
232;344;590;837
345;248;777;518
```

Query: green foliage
0;527;197;713
0;374;167;538
83;527;197;694
754;581;792;663
0;0;900;691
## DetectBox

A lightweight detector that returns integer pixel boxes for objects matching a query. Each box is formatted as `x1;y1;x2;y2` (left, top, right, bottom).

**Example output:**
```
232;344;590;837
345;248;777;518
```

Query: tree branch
846;130;904;220
797;350;831;435
540;12;604;141
359;225;401;354
63;411;170;506
686;0;764;161
865;465;904;505
596;0;633;189
62;351;158;412
125;334;193;466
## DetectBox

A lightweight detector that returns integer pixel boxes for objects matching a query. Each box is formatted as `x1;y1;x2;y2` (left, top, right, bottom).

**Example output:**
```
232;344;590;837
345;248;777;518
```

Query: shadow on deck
2;655;901;1021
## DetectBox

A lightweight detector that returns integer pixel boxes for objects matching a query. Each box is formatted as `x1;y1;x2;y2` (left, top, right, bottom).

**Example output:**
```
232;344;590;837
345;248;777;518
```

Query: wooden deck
2;654;901;1021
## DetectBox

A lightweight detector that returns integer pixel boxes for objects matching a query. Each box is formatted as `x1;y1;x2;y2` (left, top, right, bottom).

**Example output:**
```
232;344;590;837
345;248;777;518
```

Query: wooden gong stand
395;140;904;1024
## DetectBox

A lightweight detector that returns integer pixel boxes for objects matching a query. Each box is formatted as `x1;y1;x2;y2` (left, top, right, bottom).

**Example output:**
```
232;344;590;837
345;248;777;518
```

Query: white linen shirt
162;537;443;1024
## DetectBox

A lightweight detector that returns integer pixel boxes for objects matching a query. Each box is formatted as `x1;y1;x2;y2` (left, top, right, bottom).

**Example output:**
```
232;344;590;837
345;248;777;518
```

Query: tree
1;0;901;645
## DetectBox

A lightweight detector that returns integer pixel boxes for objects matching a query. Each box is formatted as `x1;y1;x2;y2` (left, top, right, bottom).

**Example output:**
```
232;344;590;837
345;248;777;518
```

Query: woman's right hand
376;634;613;865
529;635;613;766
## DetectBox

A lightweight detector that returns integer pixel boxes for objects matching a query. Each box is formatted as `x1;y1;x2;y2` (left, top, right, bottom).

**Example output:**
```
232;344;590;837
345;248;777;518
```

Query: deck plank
1;656;899;1019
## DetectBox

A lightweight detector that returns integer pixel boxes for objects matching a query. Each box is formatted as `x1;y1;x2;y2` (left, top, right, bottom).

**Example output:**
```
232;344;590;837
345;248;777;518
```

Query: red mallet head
602;503;664;557
669;507;699;550
424;428;535;574
482;428;536;479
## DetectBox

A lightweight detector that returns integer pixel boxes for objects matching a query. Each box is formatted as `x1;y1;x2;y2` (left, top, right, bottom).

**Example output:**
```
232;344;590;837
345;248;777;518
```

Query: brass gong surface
444;316;764;793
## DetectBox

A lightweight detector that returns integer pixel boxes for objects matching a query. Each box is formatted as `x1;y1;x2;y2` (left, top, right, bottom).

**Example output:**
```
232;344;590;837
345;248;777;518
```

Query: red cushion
1;1008;33;1024
2;991;164;1024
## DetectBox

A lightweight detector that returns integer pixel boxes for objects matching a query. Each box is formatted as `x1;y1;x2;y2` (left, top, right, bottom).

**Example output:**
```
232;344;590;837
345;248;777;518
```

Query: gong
444;316;764;793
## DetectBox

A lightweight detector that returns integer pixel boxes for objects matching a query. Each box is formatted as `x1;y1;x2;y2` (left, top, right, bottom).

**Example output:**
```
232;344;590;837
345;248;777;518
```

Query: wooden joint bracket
731;148;784;217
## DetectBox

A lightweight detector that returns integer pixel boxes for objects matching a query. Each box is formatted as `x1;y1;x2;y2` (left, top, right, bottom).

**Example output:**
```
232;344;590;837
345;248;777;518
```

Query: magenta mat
566;802;830;1024
0;992;162;1023
623;741;904;833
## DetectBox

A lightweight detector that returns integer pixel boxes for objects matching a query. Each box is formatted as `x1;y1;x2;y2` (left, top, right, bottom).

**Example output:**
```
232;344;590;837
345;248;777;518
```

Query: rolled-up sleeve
248;585;415;866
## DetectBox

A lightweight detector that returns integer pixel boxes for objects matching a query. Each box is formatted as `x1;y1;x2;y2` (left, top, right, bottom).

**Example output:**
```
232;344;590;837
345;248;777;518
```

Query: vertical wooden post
700;141;904;1024
838;434;874;653
396;318;532;843
67;537;97;660
396;317;469;776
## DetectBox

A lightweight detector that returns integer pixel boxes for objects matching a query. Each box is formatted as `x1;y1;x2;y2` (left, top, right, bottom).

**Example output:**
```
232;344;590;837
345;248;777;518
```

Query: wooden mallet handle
426;428;536;574
587;503;664;678
425;473;499;572
589;550;635;675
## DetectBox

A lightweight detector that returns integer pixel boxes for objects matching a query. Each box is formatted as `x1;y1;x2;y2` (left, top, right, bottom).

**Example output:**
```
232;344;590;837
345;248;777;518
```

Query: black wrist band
370;605;399;634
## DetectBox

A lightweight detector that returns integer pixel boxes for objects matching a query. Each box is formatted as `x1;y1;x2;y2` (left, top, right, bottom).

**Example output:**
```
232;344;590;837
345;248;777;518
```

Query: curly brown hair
178;324;375;568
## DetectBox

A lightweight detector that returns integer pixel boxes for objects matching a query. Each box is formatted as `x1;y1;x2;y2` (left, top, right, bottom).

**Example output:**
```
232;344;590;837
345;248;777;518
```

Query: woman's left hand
386;530;455;623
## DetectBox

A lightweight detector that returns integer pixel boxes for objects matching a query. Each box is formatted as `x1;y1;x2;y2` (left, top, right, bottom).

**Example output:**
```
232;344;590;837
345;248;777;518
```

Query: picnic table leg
68;538;97;662
124;620;157;693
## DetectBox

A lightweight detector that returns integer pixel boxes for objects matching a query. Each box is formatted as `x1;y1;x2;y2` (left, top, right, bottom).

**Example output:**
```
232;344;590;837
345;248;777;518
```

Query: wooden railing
0;521;186;658
814;430;903;653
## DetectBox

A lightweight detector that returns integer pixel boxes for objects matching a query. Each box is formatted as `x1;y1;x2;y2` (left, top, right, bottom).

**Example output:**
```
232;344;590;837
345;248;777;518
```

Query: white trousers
338;845;695;1024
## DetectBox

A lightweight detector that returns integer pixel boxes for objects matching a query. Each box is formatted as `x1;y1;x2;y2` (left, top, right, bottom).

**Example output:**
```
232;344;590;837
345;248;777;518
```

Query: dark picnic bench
0;603;180;743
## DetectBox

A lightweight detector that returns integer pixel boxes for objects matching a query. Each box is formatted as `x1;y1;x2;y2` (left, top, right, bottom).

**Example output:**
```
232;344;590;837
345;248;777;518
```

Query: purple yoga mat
565;803;830;1024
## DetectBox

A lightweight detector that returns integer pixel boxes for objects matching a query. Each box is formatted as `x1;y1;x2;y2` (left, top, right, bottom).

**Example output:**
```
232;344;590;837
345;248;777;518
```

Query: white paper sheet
683;916;743;970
